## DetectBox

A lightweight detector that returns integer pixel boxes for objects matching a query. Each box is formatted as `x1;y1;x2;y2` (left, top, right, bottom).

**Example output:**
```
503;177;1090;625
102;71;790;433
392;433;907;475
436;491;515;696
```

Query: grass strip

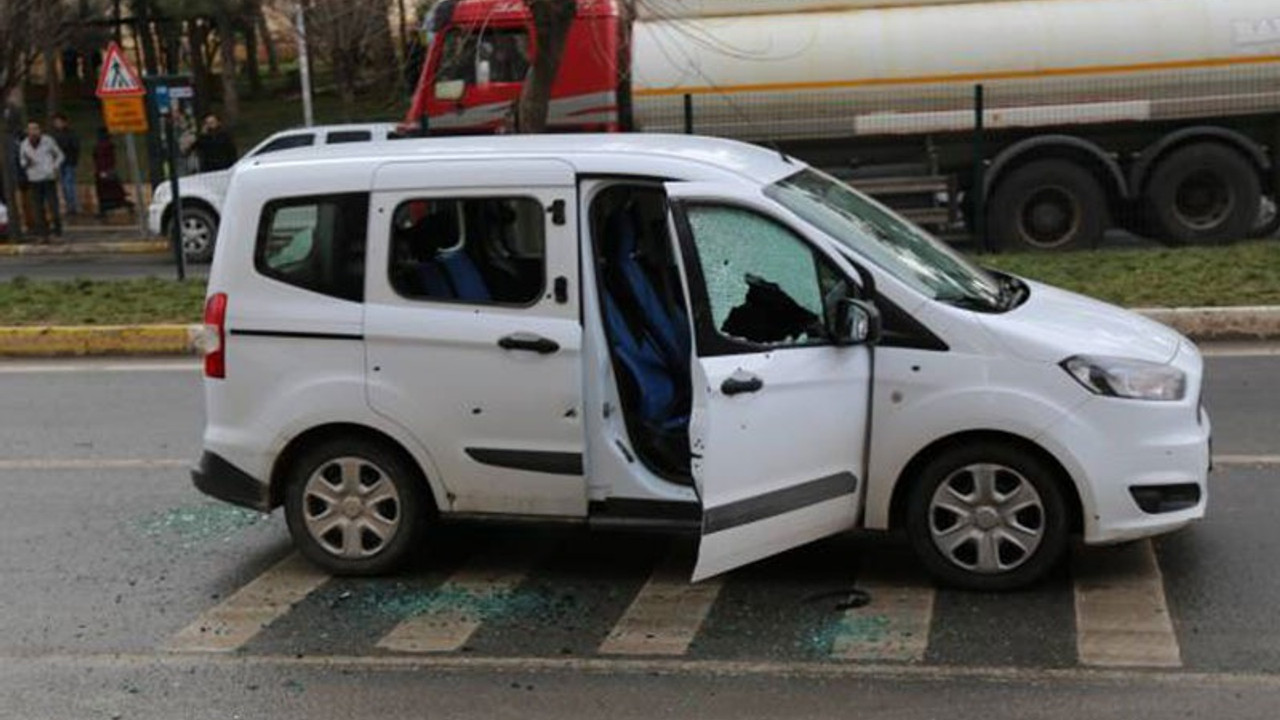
980;241;1280;308
0;241;1277;326
0;277;207;326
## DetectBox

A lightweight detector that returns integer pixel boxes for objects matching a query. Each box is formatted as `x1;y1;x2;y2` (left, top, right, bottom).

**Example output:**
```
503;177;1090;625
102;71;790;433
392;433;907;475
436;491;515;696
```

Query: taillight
202;292;227;379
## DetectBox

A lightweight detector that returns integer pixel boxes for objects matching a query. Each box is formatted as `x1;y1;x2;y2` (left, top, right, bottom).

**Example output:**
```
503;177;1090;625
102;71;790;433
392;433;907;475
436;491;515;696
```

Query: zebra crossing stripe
1073;541;1181;667
599;548;722;656
167;553;329;653
829;558;935;663
377;539;551;654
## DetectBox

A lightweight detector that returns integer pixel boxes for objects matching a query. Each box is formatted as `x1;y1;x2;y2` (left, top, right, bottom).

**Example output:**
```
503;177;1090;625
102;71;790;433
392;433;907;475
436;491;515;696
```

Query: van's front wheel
284;438;428;576
905;443;1069;591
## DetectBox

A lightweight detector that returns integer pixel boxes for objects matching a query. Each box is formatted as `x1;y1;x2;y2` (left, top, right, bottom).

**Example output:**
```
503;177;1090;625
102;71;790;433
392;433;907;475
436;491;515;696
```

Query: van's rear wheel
905;442;1069;591
284;437;427;576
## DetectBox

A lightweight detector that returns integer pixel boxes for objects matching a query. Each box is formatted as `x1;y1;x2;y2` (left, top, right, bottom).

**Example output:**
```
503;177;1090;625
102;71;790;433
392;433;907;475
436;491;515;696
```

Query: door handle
498;332;560;355
721;372;764;396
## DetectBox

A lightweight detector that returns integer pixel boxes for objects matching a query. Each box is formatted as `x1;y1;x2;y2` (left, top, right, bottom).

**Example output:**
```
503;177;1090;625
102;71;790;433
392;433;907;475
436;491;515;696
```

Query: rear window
252;134;315;156
255;193;369;302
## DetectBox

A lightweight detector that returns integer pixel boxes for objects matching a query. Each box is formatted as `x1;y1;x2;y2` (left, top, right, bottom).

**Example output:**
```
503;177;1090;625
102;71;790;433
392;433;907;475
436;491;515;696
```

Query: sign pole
152;84;186;281
123;133;148;238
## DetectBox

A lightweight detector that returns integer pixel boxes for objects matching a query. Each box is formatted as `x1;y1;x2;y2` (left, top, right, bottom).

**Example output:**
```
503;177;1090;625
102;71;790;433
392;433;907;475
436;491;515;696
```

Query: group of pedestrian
6;110;236;242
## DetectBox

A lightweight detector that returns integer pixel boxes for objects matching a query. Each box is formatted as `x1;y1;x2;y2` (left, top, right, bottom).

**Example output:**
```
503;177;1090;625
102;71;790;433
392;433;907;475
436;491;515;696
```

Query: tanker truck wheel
1143;143;1261;245
988;159;1107;252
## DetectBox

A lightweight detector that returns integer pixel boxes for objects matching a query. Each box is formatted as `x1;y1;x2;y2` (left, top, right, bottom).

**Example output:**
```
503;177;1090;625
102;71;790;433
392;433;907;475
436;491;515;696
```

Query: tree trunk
255;4;279;76
517;0;577;133
214;8;240;124
188;19;212;104
397;0;408;57
134;0;160;76
44;45;59;117
244;14;262;97
1;100;24;240
375;3;401;93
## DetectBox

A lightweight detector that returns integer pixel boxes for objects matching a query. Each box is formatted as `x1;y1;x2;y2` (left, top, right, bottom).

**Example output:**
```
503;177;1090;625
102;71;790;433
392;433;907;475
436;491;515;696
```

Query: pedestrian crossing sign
96;42;145;98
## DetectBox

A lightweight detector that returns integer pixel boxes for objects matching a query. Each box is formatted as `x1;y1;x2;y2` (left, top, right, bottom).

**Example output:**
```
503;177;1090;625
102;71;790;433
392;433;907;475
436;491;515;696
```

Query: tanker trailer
407;0;1280;249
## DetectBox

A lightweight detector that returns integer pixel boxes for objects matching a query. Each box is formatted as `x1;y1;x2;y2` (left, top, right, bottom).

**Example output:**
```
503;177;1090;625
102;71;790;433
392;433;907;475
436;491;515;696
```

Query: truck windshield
766;169;1005;311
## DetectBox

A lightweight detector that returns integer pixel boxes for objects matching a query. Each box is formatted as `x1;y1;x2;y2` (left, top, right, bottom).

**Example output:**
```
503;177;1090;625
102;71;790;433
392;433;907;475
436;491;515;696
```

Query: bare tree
0;0;71;238
307;0;400;119
516;0;576;133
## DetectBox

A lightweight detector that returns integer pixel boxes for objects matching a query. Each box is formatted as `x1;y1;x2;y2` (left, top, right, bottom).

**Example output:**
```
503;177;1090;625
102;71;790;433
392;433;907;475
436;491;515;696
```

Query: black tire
1248;195;1279;240
905;442;1070;591
1143;143;1261;245
988;159;1108;251
284;437;430;576
171;204;219;264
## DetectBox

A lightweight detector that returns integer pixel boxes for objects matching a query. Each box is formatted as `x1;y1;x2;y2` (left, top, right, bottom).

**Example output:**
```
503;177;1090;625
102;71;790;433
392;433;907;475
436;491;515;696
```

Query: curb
1135;306;1280;342
0;240;170;257
0;324;198;357
0;308;1277;358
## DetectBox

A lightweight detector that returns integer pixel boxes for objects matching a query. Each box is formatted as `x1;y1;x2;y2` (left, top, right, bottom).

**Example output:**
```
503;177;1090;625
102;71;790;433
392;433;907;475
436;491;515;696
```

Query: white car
192;134;1210;590
0;199;8;237
148;123;401;263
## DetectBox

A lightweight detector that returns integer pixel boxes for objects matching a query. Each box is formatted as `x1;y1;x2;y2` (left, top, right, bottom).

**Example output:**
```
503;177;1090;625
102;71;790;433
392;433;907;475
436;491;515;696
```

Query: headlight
1061;355;1186;401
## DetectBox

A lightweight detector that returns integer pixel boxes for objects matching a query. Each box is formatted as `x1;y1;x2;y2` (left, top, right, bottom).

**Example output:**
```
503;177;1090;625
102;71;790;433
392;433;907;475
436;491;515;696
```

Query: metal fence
645;60;1280;251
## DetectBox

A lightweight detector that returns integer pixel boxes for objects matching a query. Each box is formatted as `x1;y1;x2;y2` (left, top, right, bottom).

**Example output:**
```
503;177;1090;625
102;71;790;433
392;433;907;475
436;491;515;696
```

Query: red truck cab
404;0;627;135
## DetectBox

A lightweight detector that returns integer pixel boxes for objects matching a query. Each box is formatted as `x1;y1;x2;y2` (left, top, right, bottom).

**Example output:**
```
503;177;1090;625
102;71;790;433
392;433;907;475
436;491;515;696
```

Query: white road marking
599;549;722;656
1213;454;1280;467
0;458;189;470
377;539;551;654
829;557;935;663
1073;541;1180;668
167;553;330;653
1199;343;1280;358
0;360;200;374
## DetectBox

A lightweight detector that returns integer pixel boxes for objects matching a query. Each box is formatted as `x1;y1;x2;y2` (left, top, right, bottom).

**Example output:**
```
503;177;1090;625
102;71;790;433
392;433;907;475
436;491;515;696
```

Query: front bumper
192;451;273;513
1043;393;1210;545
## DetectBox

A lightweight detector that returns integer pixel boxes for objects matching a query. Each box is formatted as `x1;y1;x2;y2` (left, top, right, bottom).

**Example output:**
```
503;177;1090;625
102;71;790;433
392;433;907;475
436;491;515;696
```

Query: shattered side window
685;205;831;347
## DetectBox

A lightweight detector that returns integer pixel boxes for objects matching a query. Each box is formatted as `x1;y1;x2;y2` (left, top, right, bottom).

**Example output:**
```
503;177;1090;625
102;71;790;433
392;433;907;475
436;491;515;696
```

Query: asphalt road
1;349;1278;718
0;254;202;282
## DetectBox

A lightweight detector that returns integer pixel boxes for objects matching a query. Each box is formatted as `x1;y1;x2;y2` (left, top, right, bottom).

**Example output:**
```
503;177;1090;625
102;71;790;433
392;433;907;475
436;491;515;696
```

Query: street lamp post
295;1;314;127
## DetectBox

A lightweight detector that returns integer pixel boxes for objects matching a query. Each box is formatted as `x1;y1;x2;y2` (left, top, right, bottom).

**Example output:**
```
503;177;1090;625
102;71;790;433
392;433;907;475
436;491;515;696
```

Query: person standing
51;113;81;216
18;121;64;240
192;114;237;171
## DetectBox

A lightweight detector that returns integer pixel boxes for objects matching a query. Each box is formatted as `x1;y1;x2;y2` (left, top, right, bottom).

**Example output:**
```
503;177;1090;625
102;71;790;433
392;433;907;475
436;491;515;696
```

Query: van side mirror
832;298;882;346
435;79;465;101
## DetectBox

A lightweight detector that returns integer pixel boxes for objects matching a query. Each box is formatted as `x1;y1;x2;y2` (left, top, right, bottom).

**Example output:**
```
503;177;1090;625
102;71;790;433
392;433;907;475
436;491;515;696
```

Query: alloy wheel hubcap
182;218;211;253
928;463;1046;574
302;457;401;559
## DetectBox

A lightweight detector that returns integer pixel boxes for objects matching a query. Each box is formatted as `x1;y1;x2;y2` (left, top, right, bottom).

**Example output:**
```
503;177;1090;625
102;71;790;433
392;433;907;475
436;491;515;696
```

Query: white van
193;134;1210;590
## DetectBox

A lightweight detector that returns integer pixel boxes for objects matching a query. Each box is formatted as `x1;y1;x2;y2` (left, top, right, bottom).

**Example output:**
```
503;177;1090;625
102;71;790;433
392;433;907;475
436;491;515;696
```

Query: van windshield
766;169;1005;311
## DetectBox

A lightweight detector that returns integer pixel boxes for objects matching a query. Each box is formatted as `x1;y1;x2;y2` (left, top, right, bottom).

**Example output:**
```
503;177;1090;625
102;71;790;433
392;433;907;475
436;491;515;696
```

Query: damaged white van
193;134;1210;590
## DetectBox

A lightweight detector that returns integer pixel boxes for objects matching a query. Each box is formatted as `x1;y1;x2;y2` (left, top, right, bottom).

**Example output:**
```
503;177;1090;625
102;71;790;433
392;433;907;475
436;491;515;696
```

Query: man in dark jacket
51;113;81;215
193;114;238;171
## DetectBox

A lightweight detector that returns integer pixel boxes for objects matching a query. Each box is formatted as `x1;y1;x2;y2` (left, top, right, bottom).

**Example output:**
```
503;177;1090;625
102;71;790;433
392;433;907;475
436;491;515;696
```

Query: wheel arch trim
985;134;1129;201
883;429;1087;538
1129;126;1271;196
267;420;449;514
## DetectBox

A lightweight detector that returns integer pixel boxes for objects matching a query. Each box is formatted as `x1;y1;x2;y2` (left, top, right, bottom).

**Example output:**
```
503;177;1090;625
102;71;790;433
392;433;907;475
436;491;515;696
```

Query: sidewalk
0;220;168;257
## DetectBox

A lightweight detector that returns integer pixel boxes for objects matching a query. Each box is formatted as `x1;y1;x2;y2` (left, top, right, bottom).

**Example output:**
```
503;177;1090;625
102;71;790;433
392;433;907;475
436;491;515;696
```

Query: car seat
605;207;690;370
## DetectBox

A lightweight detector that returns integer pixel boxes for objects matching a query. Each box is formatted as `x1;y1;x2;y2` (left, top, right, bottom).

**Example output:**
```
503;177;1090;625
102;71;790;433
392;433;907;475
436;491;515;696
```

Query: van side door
364;159;584;517
665;182;874;581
